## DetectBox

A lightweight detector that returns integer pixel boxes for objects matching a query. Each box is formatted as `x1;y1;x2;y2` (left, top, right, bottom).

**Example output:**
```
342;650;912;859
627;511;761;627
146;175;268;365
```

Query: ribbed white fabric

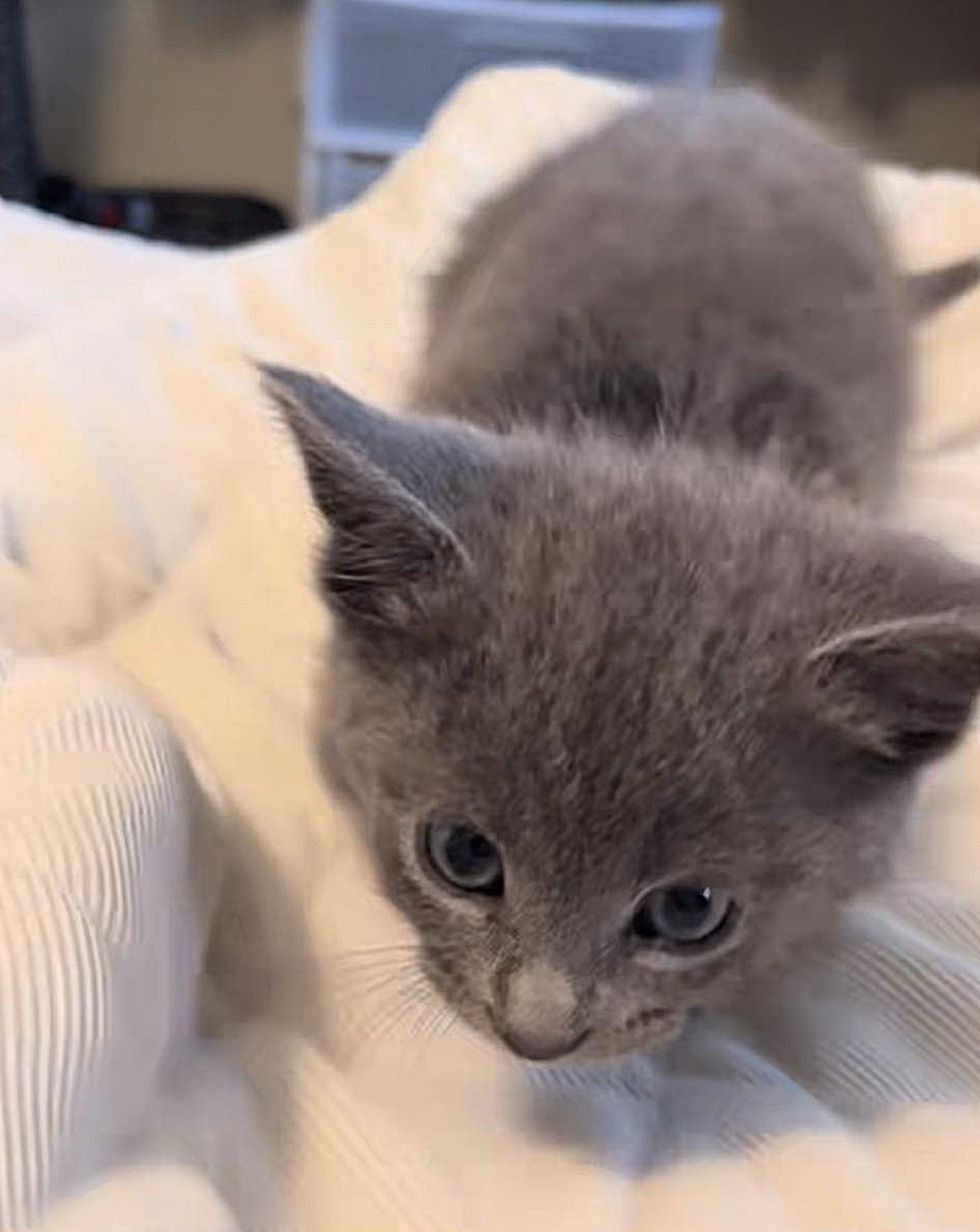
0;654;205;1227
2;64;980;1232
0;653;285;1232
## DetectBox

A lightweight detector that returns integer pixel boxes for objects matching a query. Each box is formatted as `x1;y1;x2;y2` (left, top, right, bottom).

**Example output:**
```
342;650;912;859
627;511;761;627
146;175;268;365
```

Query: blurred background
2;0;979;245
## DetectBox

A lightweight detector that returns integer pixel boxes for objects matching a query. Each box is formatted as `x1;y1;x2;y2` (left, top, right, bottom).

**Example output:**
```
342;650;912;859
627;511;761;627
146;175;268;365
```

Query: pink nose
495;1022;590;1062
493;959;588;1061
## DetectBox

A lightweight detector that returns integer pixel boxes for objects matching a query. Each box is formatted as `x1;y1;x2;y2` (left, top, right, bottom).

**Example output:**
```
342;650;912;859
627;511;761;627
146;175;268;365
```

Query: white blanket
3;66;980;1231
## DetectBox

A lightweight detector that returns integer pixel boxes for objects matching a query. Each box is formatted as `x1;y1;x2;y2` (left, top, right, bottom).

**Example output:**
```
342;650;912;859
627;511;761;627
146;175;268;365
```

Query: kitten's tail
905;256;980;321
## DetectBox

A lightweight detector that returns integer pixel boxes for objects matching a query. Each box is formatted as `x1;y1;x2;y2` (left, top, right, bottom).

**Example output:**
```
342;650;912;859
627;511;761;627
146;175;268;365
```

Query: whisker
332;971;417;1010
333;942;420;965
338;966;423;1011
360;979;434;1055
435;1007;458;1042
329;942;432;1054
331;944;422;989
331;954;420;981
352;968;430;1046
395;985;458;1067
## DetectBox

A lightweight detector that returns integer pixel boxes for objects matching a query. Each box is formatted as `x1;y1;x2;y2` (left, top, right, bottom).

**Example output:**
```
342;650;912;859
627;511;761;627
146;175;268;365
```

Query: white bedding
2;66;980;1231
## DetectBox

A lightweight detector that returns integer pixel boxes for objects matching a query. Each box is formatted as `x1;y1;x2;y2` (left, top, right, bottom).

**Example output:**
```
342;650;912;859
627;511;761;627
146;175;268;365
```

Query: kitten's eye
423;819;504;895
632;885;732;945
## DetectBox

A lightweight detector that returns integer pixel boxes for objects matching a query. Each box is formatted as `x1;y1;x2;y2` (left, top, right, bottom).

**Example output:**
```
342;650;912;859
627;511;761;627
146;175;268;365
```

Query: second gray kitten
269;89;980;1064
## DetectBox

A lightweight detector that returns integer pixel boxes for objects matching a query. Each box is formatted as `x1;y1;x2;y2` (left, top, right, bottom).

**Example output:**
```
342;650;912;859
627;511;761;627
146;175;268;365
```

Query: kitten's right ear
263;364;486;632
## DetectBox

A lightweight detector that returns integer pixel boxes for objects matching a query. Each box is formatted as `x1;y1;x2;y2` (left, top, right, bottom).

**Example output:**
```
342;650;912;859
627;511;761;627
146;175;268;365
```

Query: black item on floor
36;176;290;248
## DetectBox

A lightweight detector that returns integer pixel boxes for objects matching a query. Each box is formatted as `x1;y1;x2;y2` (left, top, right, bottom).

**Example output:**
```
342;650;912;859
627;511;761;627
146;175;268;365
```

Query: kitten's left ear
806;612;980;769
904;256;980;321
262;364;492;632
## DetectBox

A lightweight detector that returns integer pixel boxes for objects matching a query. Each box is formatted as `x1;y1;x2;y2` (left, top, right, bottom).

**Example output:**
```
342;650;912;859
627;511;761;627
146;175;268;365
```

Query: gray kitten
269;88;980;1064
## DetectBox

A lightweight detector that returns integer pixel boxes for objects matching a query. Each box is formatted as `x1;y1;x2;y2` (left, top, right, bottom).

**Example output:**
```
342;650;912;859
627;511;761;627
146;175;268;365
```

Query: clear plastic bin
302;0;723;216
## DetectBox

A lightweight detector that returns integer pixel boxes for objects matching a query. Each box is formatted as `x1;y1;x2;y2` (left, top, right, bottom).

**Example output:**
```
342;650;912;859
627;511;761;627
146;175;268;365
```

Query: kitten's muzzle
491;958;590;1061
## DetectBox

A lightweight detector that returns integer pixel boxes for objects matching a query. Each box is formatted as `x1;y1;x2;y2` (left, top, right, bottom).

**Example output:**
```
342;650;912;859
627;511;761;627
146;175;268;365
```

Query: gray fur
415;89;976;506
268;88;980;1063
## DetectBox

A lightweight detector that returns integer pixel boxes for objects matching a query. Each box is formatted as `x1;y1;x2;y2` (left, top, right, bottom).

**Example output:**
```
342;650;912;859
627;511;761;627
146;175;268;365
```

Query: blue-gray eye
424;820;504;895
633;885;732;945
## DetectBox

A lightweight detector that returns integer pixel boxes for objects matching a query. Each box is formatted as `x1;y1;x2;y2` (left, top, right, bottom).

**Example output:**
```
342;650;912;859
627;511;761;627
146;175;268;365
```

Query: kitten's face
325;660;904;1061
321;459;910;1061
270;368;980;1063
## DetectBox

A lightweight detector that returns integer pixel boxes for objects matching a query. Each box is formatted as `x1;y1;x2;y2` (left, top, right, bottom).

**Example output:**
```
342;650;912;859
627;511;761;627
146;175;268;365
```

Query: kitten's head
270;367;980;1062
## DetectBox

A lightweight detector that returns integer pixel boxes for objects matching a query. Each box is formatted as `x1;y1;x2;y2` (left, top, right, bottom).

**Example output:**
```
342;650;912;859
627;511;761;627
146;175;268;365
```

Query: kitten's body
415;89;908;504
271;89;980;1064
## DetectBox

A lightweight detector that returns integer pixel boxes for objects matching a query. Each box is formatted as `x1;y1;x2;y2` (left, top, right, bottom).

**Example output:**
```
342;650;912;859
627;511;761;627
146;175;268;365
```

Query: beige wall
23;1;980;221
25;0;304;214
724;0;980;172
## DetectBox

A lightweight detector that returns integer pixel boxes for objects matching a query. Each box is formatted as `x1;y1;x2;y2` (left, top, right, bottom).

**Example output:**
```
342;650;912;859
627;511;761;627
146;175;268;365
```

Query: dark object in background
0;0;286;246
0;0;38;203
36;176;290;248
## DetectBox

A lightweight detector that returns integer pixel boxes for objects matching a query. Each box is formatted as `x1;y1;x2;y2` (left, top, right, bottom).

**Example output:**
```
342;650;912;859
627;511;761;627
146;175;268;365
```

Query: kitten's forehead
400;466;762;836
456;444;813;713
381;445;874;870
353;441;960;892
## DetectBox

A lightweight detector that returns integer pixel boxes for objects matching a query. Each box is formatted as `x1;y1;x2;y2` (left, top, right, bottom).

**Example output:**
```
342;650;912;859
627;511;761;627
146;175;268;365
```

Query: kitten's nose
496;1022;590;1062
493;960;588;1061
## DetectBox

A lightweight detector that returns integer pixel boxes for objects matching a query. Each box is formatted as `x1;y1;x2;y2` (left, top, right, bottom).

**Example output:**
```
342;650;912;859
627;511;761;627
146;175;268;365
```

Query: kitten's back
414;88;908;505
